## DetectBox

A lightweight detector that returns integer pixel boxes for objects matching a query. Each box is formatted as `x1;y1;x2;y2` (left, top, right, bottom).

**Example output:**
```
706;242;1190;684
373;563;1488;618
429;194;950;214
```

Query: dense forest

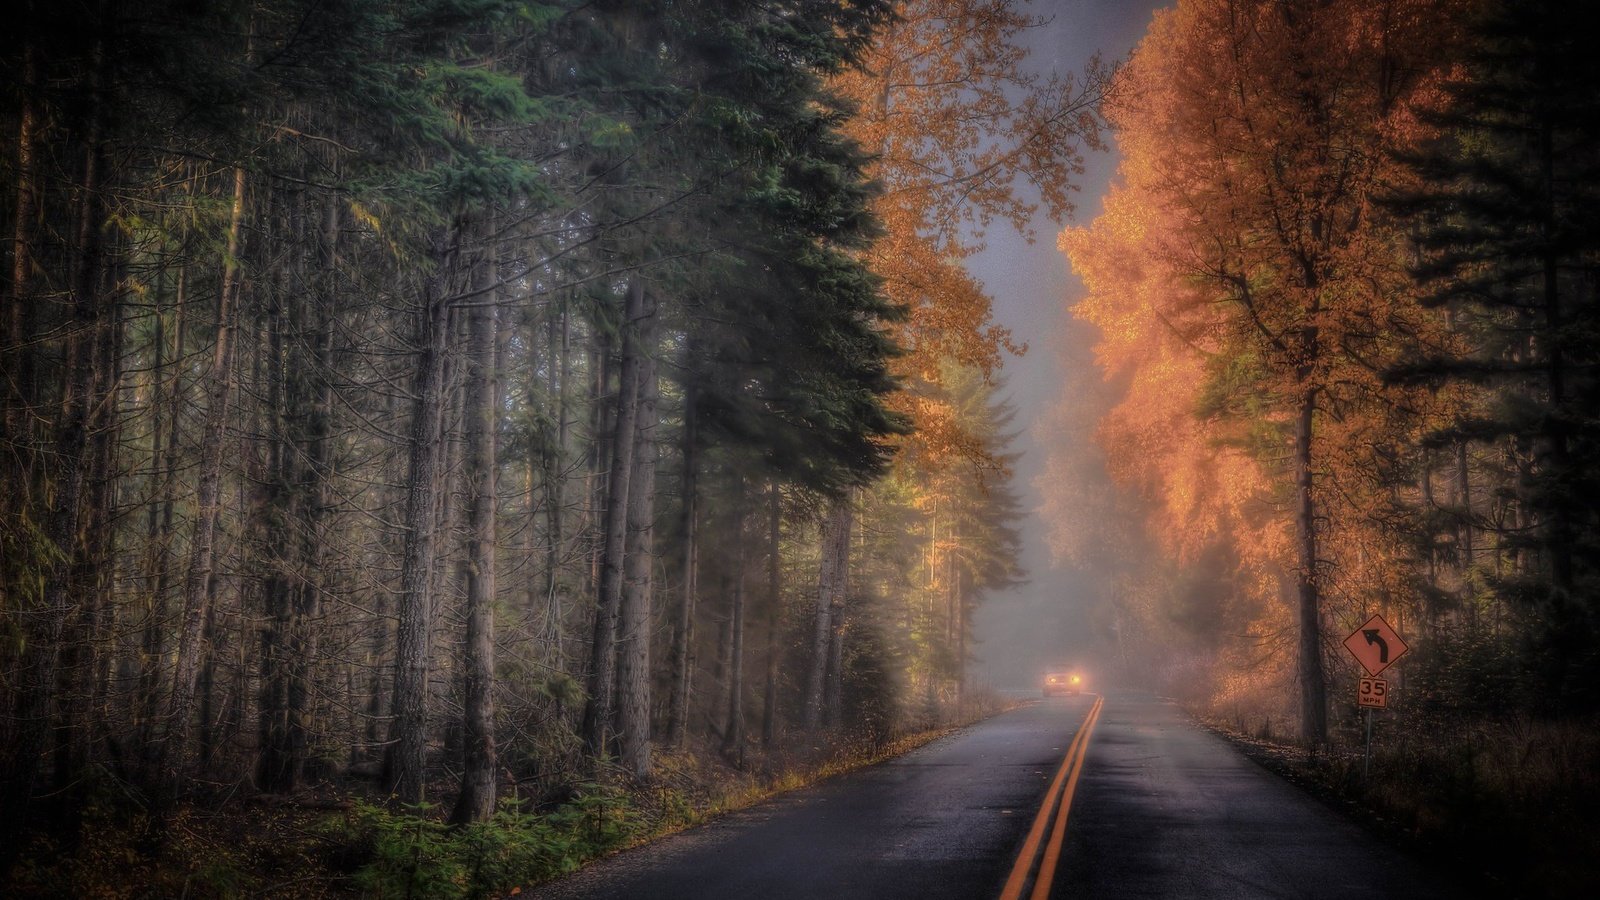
1046;0;1599;890
7;0;1599;894
0;0;1104;894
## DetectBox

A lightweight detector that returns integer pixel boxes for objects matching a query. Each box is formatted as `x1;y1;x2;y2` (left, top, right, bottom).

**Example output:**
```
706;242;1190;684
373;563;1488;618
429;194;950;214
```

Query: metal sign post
1345;615;1407;784
1363;707;1373;781
1356;678;1388;782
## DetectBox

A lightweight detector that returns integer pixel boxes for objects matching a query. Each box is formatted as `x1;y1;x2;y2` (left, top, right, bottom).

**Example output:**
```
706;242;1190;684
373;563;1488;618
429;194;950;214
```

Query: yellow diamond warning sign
1343;613;1408;677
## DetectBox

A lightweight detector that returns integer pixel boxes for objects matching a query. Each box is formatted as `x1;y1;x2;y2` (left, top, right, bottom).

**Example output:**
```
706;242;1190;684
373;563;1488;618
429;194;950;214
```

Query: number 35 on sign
1357;677;1388;709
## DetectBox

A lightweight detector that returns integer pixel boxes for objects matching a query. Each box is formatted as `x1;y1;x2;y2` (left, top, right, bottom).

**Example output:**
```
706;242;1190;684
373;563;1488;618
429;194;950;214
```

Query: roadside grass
2;690;1017;899
340;687;1015;898
1199;709;1600;899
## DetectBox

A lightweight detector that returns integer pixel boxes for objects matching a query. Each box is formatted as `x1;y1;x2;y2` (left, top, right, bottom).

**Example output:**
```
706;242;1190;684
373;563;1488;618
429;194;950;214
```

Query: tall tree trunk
953;565;967;706
362;387;401;765
824;593;846;731
362;598;391;763
529;298;557;660
804;498;852;732
161;164;247;796
258;188;296;791
2;42;108;827
1294;386;1327;747
1537;116;1573;596
139;262;185;746
452;247;499;824
258;187;336;793
195;578;221;767
1456;442;1473;567
580;279;647;760
721;484;748;765
665;374;698;749
3;41;41;448
138;273;168;700
49;154;115;799
541;295;573;669
585;328;612;616
383;222;460;805
80;265;121;774
616;301;658;779
285;196;338;786
1421;450;1439;601
433;352;466;771
761;482;781;748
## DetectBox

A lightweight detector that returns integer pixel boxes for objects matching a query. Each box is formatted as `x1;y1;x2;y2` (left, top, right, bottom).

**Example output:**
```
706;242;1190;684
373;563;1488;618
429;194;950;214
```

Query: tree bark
3;41;41;448
137;259;185;749
824;586;846;730
81;241;122;778
585;327;611;616
804;497;852;732
581;278;647;760
52;152;118;798
616;298;658;778
2;38;110;827
1455;442;1473;567
721;484;748;765
383;222;460;805
452;245;499;824
162;162;246;761
761;482;782;748
1294;386;1327;746
547;295;573;668
256;186;337;793
287;196;337;783
665;373;698;749
944;516;965;707
161;164;245;771
258;186;298;792
1537;116;1573;595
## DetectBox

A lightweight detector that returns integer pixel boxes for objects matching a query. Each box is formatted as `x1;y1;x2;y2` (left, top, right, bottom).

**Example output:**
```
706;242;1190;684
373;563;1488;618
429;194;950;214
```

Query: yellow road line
998;695;1104;900
1030;696;1103;900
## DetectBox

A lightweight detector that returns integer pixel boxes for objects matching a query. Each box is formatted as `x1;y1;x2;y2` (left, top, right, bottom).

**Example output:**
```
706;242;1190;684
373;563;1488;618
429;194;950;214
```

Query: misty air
3;1;1596;898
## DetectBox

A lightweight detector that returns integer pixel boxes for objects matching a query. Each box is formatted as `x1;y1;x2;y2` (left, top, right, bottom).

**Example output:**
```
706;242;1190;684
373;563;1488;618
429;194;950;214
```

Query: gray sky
967;0;1165;689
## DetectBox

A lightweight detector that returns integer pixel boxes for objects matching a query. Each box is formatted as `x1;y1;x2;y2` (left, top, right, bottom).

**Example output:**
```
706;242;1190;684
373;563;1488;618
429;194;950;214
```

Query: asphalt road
532;694;1451;899
1049;694;1448;899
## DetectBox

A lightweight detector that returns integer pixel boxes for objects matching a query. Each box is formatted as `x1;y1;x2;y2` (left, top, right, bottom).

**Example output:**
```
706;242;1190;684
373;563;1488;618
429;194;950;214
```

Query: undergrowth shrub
4;777;262;899
1360;715;1600;896
1209;703;1600;898
331;786;644;899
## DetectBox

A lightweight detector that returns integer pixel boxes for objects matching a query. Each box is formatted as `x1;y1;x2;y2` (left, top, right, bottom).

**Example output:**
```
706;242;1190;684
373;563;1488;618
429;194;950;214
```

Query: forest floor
1;693;1018;899
1197;710;1600;899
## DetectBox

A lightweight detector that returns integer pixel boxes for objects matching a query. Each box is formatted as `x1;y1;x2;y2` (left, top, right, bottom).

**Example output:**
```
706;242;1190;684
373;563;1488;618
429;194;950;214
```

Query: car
1043;671;1084;697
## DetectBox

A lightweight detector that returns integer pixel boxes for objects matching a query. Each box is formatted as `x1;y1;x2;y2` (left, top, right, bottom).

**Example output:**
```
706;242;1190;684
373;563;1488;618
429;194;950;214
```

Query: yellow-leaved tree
1057;0;1466;743
803;1;1107;723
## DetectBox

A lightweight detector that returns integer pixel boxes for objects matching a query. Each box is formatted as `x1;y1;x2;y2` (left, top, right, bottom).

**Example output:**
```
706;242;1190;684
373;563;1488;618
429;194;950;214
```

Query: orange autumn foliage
828;2;1102;706
1056;0;1470;725
833;0;1105;466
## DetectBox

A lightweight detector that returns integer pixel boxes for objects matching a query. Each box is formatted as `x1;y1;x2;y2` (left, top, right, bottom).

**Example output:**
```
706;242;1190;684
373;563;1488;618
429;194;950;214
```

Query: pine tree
1393;0;1600;707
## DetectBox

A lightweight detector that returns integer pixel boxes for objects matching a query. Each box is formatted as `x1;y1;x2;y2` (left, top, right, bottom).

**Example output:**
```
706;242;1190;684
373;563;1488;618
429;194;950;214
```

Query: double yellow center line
999;695;1104;900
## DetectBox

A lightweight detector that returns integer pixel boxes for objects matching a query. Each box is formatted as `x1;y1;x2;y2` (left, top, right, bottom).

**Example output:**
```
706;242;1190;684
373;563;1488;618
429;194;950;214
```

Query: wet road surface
531;693;1450;899
1048;694;1448;899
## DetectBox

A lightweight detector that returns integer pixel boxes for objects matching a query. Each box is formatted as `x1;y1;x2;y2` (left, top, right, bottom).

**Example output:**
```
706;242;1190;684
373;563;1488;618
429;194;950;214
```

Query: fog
966;0;1166;691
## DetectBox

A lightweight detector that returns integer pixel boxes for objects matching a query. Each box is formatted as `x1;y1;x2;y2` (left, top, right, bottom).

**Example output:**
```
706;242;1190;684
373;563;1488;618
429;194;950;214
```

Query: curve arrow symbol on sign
1362;629;1389;664
1345;614;1408;676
